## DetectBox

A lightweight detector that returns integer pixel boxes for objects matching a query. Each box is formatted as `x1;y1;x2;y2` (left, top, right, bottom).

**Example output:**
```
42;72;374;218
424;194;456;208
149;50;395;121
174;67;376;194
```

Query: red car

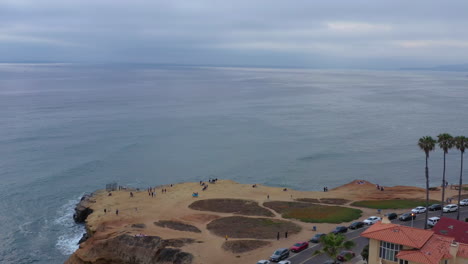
336;250;355;262
290;241;309;252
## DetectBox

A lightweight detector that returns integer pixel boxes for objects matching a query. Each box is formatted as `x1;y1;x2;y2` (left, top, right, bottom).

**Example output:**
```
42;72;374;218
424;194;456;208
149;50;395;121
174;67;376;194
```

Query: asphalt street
265;206;468;264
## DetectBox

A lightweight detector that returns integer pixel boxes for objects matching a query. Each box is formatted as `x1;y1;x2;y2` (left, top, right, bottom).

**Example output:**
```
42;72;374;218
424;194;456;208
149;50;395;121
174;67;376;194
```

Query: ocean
0;63;467;263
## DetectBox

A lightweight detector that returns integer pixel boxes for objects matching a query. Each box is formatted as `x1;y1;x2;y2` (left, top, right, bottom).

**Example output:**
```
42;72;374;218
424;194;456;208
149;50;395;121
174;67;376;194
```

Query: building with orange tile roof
361;220;468;264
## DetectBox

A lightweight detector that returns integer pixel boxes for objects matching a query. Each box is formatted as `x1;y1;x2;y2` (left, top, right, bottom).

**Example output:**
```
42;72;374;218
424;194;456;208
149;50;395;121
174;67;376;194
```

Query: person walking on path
225;235;228;241
116;209;119;215
285;231;288;238
277;232;280;240
267;194;270;200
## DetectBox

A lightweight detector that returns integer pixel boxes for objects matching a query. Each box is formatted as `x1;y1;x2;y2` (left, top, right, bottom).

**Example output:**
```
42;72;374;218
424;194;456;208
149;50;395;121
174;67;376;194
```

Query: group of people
276;231;288;240
376;184;384;191
323;186;329;192
209;178;218;183
145;186;170;197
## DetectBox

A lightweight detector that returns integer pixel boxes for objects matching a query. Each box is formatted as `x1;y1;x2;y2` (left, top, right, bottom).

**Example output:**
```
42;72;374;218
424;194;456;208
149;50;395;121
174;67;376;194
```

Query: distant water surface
0;64;467;263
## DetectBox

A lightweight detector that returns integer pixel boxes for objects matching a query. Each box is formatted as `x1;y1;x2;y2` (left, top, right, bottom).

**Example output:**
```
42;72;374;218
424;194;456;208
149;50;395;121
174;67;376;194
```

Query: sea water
0;64;467;263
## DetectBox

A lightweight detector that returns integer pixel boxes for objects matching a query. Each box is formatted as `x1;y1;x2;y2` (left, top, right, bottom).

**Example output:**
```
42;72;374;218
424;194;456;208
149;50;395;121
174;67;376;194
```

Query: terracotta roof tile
361;222;433;248
458;243;468;258
397;235;453;264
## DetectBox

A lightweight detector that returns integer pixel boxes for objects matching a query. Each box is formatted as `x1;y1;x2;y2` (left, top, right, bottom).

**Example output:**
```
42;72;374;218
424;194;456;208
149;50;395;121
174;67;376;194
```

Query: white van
427;216;440;227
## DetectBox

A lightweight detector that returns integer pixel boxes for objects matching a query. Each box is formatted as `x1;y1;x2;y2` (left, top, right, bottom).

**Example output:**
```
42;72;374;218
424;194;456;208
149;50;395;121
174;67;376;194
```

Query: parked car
257;261;270;264
270;248;289;262
443;204;458;213
331;226;348;234
428;204;442;211
411;206;427;214
460;199;468;206
363;216;382;225
399;212;416;221
278;261;291;264
427;216;440;227
385;213;398;220
348;221;364;230
310;233;326;243
336;250;355;262
290;241;308;252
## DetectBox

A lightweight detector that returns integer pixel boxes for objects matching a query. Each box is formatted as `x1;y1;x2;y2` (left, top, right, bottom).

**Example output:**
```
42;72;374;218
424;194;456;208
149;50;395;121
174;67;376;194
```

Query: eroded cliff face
73;194;94;224
67;194;193;264
66;234;193;264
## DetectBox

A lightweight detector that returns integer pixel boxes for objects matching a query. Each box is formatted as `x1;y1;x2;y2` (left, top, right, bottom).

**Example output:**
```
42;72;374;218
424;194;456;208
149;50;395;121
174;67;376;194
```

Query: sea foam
54;197;86;255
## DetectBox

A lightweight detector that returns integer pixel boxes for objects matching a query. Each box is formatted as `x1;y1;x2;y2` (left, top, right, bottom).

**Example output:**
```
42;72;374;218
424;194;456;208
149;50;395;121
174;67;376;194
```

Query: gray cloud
1;0;468;68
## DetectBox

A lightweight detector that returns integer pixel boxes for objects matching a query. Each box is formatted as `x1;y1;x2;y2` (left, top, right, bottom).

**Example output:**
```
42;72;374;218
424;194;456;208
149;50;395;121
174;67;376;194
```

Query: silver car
363;216;382;225
427;216;440;227
443;204;458;212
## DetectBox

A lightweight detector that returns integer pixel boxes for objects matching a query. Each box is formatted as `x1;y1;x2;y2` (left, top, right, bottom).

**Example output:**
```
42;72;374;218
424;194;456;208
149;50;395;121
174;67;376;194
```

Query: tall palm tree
437;133;453;215
418;136;436;229
454;136;467;220
313;233;355;263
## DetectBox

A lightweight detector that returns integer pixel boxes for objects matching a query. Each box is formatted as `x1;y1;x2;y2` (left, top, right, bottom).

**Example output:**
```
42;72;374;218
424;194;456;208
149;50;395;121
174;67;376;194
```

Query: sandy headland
66;180;462;264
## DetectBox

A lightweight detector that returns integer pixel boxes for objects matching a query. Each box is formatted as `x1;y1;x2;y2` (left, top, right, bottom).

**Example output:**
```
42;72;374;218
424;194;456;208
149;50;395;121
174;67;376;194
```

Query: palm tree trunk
441;152;446;216
425;155;429;229
457;151;464;220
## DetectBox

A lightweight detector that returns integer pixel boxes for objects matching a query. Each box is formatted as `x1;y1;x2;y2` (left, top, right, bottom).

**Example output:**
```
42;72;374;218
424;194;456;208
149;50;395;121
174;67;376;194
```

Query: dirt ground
78;179;465;264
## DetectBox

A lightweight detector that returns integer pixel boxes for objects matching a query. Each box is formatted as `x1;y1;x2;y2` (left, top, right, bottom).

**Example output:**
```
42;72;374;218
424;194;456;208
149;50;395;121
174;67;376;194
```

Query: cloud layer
1;0;468;68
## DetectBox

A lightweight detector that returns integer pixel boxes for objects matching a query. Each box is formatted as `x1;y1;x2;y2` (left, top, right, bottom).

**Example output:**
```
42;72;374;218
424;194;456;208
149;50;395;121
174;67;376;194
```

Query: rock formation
73;194;94;223
66;234;193;264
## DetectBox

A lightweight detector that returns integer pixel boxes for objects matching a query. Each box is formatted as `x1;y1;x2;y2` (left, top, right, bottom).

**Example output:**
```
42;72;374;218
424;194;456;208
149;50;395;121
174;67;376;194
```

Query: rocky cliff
67;194;194;264
66;234;193;264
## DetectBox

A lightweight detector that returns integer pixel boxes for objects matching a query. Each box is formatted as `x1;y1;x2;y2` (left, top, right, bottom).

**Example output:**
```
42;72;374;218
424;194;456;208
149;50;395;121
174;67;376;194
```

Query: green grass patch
351;199;438;209
264;201;362;224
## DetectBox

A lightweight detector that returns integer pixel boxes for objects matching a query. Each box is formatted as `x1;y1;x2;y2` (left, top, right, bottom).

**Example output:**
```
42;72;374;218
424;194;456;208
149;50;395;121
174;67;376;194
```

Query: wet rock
77;233;89;244
73;194;93;224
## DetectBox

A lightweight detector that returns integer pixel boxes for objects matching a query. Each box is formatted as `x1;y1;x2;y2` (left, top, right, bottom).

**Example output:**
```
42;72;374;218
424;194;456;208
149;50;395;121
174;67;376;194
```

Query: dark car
428;204;442;211
310;233;326;243
385;213;398;220
348;221;364;230
331;226;348;234
336;250;355;262
399;212;416;221
270;248;289;262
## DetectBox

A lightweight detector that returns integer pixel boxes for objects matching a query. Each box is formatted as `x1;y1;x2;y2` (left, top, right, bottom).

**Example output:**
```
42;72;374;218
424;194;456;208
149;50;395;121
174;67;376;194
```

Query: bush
361;244;369;262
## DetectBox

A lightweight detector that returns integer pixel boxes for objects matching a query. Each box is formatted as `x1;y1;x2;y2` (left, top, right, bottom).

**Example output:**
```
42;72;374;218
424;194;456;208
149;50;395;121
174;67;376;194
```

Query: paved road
274;207;468;264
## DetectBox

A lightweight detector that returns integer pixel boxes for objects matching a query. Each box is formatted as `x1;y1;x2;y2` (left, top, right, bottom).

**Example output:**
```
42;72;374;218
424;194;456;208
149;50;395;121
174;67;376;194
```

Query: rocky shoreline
67;193;194;264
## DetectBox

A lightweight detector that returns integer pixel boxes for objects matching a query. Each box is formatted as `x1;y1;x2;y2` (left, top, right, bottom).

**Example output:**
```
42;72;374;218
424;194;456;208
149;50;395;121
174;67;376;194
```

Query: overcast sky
1;0;468;69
